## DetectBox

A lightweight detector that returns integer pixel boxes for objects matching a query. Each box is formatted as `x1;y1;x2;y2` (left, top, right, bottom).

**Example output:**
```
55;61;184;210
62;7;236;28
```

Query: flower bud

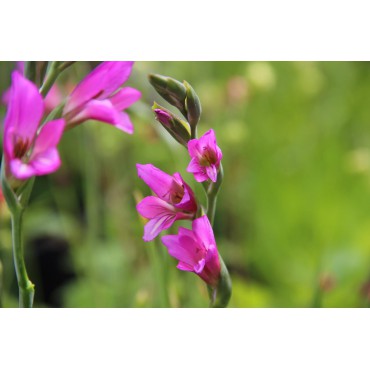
152;103;190;147
184;80;202;129
148;74;187;117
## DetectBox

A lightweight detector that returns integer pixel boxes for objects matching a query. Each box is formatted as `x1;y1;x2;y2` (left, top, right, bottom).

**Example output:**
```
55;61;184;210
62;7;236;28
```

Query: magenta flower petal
136;164;198;241
137;196;194;241
160;215;221;286
31;119;65;158
187;139;201;158
137;164;174;202
63;62;139;133
137;196;177;219
109;87;142;111
187;129;223;183
162;232;205;270
73;99;134;134
2;73;65;181
206;164;218;182
23;118;65;176
45;84;63;114
9;159;38;180
114;111;134;134
65;62;134;113
172;172;197;212
28;148;62;176
143;214;177;242
177;262;194;271
192;215;216;248
4;71;43;141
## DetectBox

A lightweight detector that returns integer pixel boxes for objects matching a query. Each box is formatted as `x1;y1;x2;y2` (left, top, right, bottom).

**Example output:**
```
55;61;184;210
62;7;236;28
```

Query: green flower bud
148;74;187;117
184;80;202;129
152;102;190;147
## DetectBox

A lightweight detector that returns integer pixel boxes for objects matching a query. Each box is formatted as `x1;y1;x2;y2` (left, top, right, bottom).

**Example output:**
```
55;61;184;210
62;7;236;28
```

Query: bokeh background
1;61;370;308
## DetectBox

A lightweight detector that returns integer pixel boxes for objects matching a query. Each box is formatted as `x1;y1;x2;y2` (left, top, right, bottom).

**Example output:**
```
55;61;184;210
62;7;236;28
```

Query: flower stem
39;61;62;97
24;62;37;83
202;163;231;308
204;163;224;226
1;157;35;308
11;209;35;308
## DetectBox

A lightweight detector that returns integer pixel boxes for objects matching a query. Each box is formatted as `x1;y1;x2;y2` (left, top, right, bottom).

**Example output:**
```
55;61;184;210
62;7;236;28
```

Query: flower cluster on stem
137;73;232;307
1;61;141;307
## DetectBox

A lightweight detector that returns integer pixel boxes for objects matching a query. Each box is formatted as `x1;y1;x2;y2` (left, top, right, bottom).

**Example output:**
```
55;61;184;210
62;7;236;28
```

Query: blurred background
1;61;370;308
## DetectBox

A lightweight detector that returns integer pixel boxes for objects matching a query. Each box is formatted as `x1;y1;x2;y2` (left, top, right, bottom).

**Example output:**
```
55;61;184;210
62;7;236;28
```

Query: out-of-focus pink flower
187;129;222;183
136;164;197;242
161;215;221;287
63;61;141;134
3;83;62;115
2;62;63;115
44;84;63;114
3;71;65;180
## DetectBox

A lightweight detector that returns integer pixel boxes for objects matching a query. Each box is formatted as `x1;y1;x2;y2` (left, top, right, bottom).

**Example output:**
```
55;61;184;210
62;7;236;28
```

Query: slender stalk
190;125;197;140
204;163;224;226
58;61;75;73
39;61;61;97
24;61;37;82
1;157;35;308
202;163;231;308
11;209;34;308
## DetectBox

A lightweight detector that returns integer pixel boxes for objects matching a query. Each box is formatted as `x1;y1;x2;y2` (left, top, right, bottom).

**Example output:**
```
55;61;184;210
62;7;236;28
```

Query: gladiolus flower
161;215;221;287
3;71;65;180
136;164;197;242
187;129;222;182
63;61;141;134
2;62;62;115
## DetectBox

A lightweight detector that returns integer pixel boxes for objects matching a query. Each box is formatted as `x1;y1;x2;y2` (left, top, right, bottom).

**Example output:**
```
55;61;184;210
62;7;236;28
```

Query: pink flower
63;61;141;134
187;129;222;183
161;215;221;287
44;84;63;114
2;62;62;115
3;71;65;180
136;164;197;242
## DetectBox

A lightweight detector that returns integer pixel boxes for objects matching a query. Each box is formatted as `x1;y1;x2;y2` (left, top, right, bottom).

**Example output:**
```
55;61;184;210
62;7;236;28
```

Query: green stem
190;125;197;140
11;209;34;308
204;163;224;226
24;61;37;82
58;61;75;72
202;163;231;308
39;61;61;97
1;157;36;308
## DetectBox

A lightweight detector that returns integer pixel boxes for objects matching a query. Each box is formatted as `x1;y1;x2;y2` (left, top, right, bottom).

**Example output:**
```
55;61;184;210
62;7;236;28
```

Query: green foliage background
1;61;370;307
